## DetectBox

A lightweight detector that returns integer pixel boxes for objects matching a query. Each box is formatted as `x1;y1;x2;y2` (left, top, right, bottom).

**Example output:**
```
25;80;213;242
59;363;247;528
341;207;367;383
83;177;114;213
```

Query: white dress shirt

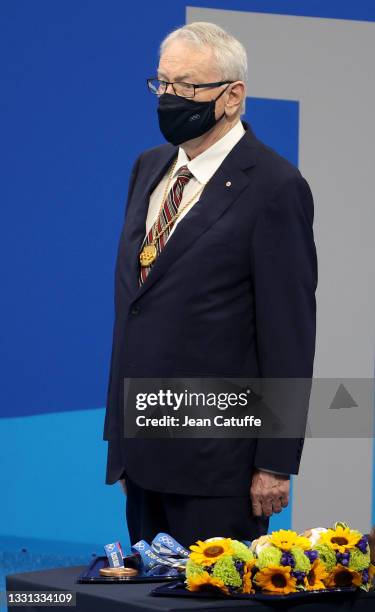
144;120;246;240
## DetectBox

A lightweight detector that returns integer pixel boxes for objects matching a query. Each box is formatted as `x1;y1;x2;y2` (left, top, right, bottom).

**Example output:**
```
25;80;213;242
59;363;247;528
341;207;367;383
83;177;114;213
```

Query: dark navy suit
103;120;317;533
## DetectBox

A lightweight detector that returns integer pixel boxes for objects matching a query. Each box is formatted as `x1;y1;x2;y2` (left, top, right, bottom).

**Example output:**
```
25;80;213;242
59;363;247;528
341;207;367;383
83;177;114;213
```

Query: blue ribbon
131;533;189;576
151;532;190;558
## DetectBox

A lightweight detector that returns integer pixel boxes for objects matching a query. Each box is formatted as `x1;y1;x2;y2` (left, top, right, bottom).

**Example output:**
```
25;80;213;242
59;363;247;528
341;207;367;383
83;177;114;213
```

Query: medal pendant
140;244;157;267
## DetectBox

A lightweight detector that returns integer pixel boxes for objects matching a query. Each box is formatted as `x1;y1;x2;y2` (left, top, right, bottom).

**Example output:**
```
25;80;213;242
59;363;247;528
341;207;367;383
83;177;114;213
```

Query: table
5;565;375;611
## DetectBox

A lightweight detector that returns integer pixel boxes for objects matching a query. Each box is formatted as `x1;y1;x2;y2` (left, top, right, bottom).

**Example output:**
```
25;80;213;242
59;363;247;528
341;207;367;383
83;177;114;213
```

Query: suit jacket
103;120;318;496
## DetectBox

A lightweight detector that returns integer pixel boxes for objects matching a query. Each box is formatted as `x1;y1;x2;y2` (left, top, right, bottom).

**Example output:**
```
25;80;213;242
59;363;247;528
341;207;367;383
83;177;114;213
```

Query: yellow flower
303;559;328;591
269;529;311;551
254;564;297;595
318;525;362;553
242;559;256;594
189;538;233;566
186;571;229;595
325;564;362;589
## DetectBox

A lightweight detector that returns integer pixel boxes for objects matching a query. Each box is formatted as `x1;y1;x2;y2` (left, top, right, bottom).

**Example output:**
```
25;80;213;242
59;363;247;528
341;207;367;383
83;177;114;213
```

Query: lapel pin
225;181;232;187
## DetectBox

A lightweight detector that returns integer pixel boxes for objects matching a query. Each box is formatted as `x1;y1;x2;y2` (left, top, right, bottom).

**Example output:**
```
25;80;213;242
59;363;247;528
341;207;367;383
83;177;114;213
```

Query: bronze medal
140;244;157;267
99;566;138;577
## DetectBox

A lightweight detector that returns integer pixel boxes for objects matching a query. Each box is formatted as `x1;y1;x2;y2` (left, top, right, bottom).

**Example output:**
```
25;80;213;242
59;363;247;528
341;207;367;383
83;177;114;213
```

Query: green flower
211;555;242;588
231;540;255;563
185;559;206;578
349;548;371;572
256;545;282;569
315;544;337;572
291;546;311;572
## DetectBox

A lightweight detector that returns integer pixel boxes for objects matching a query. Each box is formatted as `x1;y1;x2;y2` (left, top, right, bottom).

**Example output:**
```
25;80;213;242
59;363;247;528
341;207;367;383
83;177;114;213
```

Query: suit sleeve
250;174;318;474
103;152;143;441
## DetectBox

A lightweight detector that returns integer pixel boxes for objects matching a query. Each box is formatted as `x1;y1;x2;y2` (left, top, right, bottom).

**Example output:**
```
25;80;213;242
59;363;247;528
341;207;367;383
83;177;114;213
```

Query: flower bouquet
184;522;375;597
303;522;374;592
186;537;256;595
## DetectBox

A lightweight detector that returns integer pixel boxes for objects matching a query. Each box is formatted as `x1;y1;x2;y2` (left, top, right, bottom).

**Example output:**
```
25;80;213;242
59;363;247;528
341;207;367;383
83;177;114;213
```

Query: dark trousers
125;472;269;548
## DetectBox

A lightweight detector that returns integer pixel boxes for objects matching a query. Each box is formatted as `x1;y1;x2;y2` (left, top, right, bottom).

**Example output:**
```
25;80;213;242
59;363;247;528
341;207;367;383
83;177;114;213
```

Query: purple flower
356;536;368;553
292;570;306;582
234;560;245;578
362;568;369;584
281;552;295;567
305;549;318;562
336;552;350;566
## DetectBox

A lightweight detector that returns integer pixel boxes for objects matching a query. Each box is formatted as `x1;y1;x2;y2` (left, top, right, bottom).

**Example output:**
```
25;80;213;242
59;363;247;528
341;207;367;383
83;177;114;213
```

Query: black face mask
157;86;229;146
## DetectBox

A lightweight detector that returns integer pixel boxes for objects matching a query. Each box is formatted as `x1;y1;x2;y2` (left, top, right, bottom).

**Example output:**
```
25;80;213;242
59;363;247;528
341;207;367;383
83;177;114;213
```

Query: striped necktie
139;165;193;285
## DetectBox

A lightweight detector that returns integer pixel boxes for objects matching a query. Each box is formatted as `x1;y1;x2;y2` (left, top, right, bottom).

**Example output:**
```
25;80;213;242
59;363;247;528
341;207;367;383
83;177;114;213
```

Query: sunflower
254;564;297;595
270;530;311;552
189;538;233;566
186;571;229;595
303;559;328;591
242;559;256;594
318;525;362;553
325;564;362;589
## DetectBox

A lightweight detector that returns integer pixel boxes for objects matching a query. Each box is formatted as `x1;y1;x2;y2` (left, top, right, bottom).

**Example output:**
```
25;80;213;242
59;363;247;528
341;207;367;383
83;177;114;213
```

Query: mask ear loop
213;83;232;122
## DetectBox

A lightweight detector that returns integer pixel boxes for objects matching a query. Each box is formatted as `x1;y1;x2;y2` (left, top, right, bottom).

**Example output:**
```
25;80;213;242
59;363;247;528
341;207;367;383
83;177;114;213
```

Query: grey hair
159;21;248;114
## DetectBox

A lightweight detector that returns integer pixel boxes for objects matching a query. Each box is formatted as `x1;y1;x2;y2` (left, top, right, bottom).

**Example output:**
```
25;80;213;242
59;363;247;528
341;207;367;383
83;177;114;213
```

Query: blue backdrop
1;0;374;551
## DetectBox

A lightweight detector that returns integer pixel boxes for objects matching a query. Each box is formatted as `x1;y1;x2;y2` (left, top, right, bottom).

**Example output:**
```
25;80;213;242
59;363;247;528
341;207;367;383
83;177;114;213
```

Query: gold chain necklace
139;160;206;267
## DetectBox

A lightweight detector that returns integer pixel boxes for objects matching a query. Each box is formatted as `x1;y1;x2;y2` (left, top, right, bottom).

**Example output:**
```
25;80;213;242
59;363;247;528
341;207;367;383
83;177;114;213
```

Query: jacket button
130;305;141;315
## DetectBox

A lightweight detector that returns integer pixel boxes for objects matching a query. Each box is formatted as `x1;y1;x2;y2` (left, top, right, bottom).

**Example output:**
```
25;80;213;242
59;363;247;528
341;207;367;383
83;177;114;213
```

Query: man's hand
250;470;290;517
119;478;127;496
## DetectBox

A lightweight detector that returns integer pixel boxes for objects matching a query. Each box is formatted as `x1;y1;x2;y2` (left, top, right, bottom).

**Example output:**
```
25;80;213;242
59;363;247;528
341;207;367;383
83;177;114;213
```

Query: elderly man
103;22;317;546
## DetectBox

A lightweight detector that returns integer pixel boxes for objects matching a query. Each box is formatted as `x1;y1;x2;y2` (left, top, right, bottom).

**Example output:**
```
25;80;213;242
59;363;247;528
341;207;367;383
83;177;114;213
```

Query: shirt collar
173;120;246;184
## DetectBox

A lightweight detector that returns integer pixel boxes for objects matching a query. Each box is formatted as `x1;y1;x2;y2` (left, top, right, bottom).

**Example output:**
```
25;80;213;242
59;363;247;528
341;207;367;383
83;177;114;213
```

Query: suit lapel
122;145;176;296
127;123;259;302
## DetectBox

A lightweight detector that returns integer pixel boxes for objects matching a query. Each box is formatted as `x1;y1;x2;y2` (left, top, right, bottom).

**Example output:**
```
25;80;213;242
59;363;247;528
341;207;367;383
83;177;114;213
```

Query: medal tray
151;580;359;601
77;555;184;584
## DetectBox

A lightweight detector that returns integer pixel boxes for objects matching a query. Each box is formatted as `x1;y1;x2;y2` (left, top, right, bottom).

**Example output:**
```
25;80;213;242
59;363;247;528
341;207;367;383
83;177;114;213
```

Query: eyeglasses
146;78;234;99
